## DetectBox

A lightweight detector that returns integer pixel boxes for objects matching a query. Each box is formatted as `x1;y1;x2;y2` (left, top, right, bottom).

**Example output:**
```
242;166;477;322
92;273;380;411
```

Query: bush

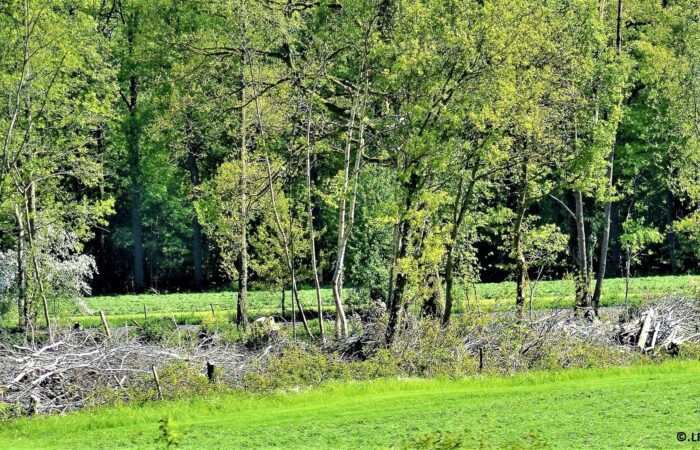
242;344;401;392
200;312;242;343
87;360;224;408
384;318;479;377
530;338;648;371
140;317;177;342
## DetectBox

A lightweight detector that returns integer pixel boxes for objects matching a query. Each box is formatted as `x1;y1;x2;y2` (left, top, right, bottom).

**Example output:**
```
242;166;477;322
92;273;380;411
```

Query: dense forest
1;0;699;336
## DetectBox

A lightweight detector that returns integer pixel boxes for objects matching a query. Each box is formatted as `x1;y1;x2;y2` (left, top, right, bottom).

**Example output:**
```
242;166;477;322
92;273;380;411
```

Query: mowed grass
469;274;700;308
2;274;691;329
1;361;699;449
62;288;348;328
68;274;699;326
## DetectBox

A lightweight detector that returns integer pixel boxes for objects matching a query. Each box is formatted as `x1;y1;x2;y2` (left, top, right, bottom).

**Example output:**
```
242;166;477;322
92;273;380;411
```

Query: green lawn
1;361;698;449
5;274;696;329
469;274;700;308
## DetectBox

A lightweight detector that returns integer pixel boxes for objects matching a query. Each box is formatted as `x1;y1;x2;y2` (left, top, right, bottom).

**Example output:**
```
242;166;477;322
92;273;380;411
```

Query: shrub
87;360;223;408
140;317;177;342
530;338;648;371
384;318;479;377
242;344;401;392
200;312;242;343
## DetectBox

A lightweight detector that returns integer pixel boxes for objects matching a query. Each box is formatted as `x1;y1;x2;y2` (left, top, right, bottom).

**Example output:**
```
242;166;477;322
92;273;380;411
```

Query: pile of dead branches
616;296;700;352
0;328;255;416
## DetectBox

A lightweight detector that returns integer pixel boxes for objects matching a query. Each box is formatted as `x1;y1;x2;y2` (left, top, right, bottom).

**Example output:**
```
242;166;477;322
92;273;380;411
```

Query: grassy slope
1;361;698;449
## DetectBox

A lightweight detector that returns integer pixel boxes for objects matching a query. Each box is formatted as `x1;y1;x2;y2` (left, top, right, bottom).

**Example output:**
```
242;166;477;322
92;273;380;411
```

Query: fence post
99;311;111;338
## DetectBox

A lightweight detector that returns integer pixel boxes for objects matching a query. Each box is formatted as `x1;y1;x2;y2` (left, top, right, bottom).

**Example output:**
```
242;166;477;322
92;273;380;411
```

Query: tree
0;0;114;332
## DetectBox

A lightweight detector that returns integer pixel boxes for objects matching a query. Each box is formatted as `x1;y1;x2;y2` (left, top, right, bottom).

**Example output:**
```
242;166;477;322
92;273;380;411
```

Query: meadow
51;274;700;329
1;360;697;449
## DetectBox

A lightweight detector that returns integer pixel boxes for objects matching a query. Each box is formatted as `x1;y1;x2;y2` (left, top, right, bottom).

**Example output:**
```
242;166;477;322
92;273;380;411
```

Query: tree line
1;0;699;340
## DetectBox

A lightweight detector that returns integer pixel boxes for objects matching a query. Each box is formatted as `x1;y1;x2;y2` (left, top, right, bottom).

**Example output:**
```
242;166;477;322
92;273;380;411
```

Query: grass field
68;274;699;327
3;274;697;329
1;360;698;449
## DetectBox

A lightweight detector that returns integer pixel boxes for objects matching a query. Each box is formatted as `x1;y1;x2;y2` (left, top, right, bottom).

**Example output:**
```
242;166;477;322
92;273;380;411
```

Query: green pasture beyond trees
1;361;698;449
56;274;700;328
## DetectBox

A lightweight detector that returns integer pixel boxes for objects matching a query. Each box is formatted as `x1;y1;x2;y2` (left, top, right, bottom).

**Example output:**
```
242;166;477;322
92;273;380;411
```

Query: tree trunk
592;0;622;314
305;106;324;340
25;183;51;335
610;202;622;274
14;205;27;330
386;221;401;314
331;87;366;339
624;244;631;319
237;97;249;330
443;246;455;323
127;72;145;293
592;150;614;313
443;165;478;325
574;191;593;318
666;189;677;273
281;286;285;317
513;158;529;319
386;172;419;345
186;141;204;290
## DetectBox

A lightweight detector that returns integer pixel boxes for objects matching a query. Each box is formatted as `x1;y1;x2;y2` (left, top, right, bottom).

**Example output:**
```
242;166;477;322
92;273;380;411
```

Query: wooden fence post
99;311;111;338
152;365;163;400
207;361;216;383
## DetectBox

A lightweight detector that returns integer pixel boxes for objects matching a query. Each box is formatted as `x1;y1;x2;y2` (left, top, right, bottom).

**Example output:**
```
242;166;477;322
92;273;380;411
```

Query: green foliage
157;417;182;449
241;344;400;392
199;312;243;343
384;318;479;377
140;317;177;342
87;360;221;409
621;219;664;254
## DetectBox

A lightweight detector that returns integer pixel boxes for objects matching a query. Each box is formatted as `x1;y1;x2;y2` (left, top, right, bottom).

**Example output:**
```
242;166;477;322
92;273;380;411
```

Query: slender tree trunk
574;191;593;318
386;220;400;313
127;69;145;293
610;202;622;274
624;244;631;319
237;95;249;330
331;86;366;339
305;106;324;340
592;150;614;314
186;142;204;290
593;0;623;314
513;159;529;319
386;172;419;344
443;165;478;325
25;183;51;335
666;189;677;273
264;157;314;339
443;246;455;323
281;286;285;317
15;205;27;330
291;282;296;340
